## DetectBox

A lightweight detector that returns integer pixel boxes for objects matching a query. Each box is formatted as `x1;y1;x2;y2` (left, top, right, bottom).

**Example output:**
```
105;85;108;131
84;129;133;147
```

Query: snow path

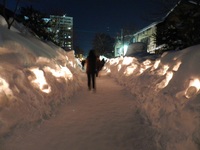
2;75;157;150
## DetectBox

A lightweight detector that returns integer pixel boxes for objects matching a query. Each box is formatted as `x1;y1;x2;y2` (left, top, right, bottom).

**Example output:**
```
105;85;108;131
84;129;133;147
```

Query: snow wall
103;46;200;150
0;17;83;138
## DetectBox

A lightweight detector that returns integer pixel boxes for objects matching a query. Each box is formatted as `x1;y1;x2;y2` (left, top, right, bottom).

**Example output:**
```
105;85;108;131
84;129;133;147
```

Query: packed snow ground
1;74;157;150
0;15;200;150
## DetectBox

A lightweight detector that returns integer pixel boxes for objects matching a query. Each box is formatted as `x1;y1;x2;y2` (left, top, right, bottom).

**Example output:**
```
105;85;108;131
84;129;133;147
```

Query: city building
49;15;73;51
114;0;200;56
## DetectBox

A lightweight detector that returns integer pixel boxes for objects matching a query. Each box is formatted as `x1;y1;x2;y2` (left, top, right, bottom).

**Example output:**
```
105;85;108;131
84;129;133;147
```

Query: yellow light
151;60;161;71
173;61;182;71
29;67;51;93
189;78;200;91
156;71;173;89
124;64;137;76
109;58;119;66
143;59;152;66
44;65;73;81
157;65;169;76
122;57;133;66
118;64;122;72
185;78;200;98
0;77;14;99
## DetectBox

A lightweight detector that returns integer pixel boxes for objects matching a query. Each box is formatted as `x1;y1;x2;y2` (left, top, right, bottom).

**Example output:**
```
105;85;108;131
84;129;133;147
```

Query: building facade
114;0;200;56
49;15;73;51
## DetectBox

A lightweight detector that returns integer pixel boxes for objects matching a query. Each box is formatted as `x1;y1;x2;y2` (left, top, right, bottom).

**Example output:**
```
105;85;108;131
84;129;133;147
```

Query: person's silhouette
86;49;97;91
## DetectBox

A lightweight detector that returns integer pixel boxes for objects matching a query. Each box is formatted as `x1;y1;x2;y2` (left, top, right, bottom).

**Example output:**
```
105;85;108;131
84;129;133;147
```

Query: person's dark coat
86;50;97;74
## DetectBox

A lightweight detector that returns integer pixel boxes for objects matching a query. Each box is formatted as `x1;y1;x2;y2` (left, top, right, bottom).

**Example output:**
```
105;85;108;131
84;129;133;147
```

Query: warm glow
137;60;152;75
69;61;74;67
118;64;122;72
143;59;152;66
189;78;200;91
60;65;73;80
0;77;14;98
173;61;182;71
157;65;169;76
151;60;161;71
29;67;51;93
105;67;111;73
109;58;119;66
124;64;137;76
185;78;200;98
45;65;73;81
156;71;173;89
122;57;133;66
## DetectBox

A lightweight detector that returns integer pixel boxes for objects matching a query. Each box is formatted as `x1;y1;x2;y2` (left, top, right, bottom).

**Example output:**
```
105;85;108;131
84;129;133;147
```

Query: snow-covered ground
104;47;200;150
0;15;200;150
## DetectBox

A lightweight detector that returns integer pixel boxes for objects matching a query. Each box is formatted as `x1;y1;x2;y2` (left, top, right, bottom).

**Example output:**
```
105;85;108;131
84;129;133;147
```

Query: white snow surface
0;15;200;150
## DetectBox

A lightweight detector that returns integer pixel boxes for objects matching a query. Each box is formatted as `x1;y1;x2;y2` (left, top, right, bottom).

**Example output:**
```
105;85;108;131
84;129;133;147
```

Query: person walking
86;49;97;91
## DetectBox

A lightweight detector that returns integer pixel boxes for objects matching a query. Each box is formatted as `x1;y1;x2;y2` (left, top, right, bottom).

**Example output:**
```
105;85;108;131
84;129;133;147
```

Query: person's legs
87;73;91;90
91;73;96;90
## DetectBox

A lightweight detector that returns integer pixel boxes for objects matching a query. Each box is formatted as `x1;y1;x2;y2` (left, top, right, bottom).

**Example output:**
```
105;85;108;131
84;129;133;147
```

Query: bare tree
0;0;39;29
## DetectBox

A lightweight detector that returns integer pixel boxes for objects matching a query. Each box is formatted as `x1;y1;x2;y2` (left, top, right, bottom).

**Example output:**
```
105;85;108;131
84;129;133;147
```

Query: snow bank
0;17;83;137
103;46;200;150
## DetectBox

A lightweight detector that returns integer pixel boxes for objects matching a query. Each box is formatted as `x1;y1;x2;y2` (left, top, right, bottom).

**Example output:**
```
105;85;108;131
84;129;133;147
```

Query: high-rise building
49;15;73;51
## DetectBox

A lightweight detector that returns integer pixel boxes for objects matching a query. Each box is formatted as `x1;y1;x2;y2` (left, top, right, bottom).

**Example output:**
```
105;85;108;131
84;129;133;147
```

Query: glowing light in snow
60;65;73;80
0;77;14;99
105;67;111;73
143;59;152;66
109;59;119;66
124;64;137;76
185;78;200;98
122;57;133;65
151;60;160;70
156;71;173;89
29;67;51;93
157;65;169;76
173;61;182;71
69;61;74;67
118;64;122;72
44;65;73;81
137;60;152;75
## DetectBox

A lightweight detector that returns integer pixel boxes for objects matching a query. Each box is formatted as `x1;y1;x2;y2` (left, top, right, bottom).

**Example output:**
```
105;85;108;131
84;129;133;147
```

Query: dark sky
6;0;163;54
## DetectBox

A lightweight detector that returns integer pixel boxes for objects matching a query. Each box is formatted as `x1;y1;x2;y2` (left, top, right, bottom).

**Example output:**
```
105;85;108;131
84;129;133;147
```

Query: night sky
6;0;165;54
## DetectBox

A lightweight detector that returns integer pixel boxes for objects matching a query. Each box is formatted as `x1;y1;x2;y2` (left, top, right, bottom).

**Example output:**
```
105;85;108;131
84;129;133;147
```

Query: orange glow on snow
122;57;133;65
156;71;173;89
29;67;51;93
44;65;73;81
173;61;182;71
151;60;161;71
124;64;137;76
185;78;200;98
109;58;119;66
0;77;14;99
137;60;152;75
157;65;169;76
118;64;122;72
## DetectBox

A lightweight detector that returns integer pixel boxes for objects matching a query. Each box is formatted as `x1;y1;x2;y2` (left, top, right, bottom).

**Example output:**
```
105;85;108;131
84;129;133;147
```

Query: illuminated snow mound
0;17;83;137
103;46;200;150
